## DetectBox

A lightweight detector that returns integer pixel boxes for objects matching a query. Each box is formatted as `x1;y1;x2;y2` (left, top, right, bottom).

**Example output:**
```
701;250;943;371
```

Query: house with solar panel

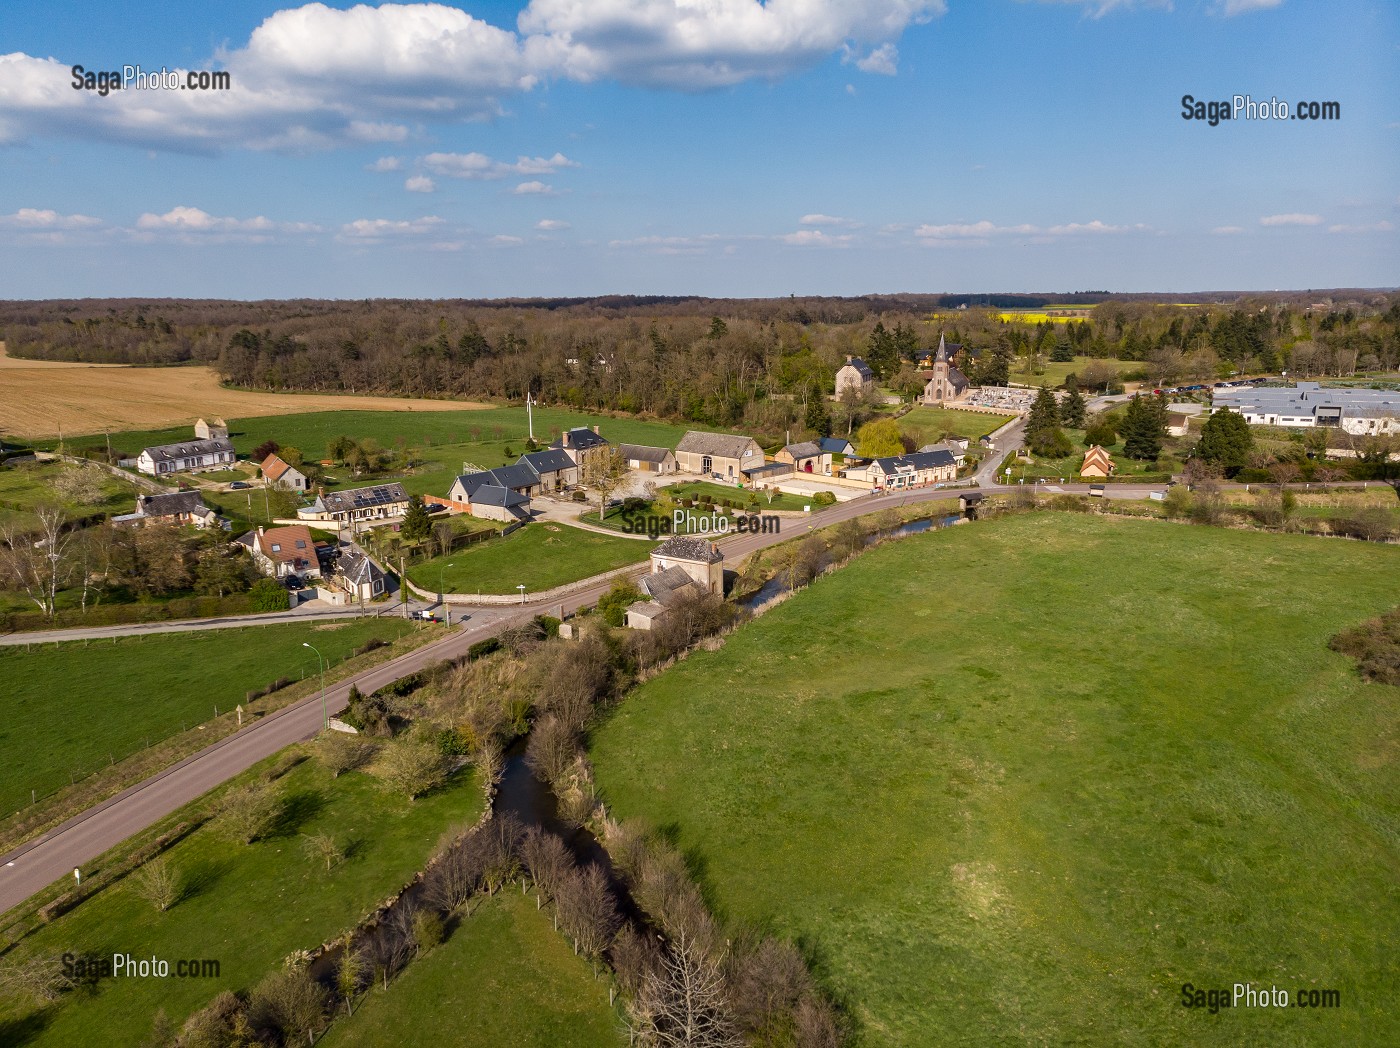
298;482;410;528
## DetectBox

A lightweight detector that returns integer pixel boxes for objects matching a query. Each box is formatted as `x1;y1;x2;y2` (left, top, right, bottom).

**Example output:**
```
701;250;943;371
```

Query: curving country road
3;463;1387;915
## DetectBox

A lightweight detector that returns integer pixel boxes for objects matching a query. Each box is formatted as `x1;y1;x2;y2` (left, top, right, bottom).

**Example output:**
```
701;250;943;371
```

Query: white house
136;438;236;476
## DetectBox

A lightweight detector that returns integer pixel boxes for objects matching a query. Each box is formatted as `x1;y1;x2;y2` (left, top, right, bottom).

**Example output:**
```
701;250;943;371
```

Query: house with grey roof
835;356;875;399
516;448;578;492
336;548;387;602
112;490;221;529
625;536;725;630
551;426;613;476
775;440;831;475
298;482;409;527
619;443;677;474
446;470;533;522
848;449;957;491
675;431;764;480
135;437;236;477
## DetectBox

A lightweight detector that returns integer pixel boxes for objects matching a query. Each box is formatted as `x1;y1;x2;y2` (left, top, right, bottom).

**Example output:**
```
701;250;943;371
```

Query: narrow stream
494;739;645;928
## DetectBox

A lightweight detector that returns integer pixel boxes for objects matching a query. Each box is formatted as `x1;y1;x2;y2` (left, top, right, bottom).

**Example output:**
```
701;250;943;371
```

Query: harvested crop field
0;343;489;438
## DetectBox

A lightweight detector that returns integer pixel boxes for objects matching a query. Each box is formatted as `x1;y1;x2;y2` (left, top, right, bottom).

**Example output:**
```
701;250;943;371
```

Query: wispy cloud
536;219;571;230
513;180;556;195
1259;213;1323;226
799;213;862;227
422;152;578;180
1327;220;1393;234
1211;225;1245;235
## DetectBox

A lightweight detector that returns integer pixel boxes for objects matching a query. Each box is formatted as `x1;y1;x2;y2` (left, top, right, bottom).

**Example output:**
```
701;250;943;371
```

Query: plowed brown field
0;343;488;437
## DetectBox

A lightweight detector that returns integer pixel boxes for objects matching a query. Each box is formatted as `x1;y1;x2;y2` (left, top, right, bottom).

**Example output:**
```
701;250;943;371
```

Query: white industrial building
1211;382;1400;436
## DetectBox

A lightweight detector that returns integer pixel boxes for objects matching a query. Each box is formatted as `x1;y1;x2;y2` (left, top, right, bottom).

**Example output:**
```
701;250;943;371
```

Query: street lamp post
439;562;454;624
302;642;329;730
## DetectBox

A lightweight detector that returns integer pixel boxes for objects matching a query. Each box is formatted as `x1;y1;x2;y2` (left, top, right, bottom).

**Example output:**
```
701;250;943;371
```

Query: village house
917;439;969;467
850;449;957;491
112;490;221;529
618;443;678;474
1080;445;1116;479
442;470;533;523
551;426;613;477
775;441;832;475
335;548;387;601
194;417;229;440
921;335;971;405
816;436;857;459
237;524;322;581
135;437;236;477
675;431;764;481
516;448;578;492
261;453;309;492
1165;411;1193;438
834;356;875;399
625;536;725;630
298;482;409;528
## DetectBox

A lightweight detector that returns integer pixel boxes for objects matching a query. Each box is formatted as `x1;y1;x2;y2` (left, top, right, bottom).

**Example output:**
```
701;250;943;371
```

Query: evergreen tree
866;322;899;380
1195;408;1254;475
1060;385;1087;429
400;495;432;543
1120;395;1164;460
804;394;832;438
1025;386;1061;441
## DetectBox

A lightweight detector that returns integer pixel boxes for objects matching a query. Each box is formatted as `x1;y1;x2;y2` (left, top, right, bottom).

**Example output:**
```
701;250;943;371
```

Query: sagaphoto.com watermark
1180;94;1340;126
71;64;231;97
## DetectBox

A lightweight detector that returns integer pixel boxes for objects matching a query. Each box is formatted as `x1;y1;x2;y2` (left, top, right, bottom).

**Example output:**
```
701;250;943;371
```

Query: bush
1234;467;1273;484
249;577;290;612
245;676;293;703
468;637;502;661
812;491;837;506
534;614;562;637
351;636;388;657
571;489;588;503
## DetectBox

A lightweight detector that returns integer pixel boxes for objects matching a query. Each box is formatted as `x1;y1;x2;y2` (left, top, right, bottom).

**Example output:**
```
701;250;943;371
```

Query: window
270;544;281;552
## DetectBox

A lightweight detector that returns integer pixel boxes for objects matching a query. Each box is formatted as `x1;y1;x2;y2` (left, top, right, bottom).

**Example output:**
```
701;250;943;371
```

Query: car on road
1088;484;1106;497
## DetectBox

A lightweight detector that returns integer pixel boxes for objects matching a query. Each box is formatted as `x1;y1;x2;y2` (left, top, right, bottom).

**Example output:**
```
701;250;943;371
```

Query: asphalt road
3;472;1390;914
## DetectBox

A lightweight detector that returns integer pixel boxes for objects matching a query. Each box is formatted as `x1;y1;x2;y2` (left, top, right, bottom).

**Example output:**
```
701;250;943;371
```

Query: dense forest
2;292;1397;431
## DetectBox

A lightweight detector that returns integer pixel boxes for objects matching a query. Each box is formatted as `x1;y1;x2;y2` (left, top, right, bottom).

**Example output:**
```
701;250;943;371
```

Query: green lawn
899;406;1014;445
54;409;708;466
407;523;649;596
590;514;1400;1047
1005;428;1179;483
1010;355;1140;387
0;462;136;529
322;890;623;1048
0;619;418;815
663;480;819;513
0;753;483;1047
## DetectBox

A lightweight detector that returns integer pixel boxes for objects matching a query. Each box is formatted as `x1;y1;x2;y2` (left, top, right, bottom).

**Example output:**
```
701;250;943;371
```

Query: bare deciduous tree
302;832;345;872
375;735;449;800
217;782;284;844
630;928;741;1048
131;856;181;912
0;505;75;616
316;732;378;778
520;827;575;911
554;863;620;961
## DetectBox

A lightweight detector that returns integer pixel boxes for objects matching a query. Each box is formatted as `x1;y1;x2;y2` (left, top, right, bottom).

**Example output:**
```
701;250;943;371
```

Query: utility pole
526;391;535;441
302;643;329;729
400;555;408;619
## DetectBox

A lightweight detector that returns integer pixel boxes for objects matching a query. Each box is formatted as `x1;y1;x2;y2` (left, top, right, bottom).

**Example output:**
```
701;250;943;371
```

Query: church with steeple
921;335;970;405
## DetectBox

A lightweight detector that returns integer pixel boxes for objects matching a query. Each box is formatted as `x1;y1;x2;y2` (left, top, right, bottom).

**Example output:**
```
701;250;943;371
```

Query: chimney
845;355;853;363
592;425;600;435
562;431;572;448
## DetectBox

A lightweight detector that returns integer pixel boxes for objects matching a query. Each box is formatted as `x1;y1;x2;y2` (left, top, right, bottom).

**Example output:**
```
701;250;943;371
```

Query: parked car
283;574;302;589
229;480;249;489
413;610;442;623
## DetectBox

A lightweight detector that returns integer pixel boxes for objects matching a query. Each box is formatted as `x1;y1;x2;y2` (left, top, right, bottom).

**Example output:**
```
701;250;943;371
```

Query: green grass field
407;523;649;596
1005;429;1179;482
1010;356;1140;387
899;406;1014;445
0;752;483;1047
0;462;136;529
663;479;819;513
56;408;703;466
0;619;418;814
321;891;623;1048
590;514;1400;1046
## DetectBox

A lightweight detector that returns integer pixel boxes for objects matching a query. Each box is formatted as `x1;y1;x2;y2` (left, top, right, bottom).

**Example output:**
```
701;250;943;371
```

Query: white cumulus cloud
512;180;555;195
404;175;436;193
0;208;103;229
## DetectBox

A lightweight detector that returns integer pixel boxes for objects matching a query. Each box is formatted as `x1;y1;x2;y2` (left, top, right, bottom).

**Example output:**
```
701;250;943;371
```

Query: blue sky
0;0;1395;298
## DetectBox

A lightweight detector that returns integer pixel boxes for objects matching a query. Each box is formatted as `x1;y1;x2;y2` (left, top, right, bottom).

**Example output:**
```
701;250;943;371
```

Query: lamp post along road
302;642;328;730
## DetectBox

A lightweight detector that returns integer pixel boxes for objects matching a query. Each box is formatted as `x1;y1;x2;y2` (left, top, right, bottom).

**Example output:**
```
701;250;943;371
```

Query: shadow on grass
0;1004;54;1044
176;854;236;906
266;789;326;840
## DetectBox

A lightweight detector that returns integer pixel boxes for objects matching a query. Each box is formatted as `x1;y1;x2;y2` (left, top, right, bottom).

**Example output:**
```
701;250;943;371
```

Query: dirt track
0;343;489;437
